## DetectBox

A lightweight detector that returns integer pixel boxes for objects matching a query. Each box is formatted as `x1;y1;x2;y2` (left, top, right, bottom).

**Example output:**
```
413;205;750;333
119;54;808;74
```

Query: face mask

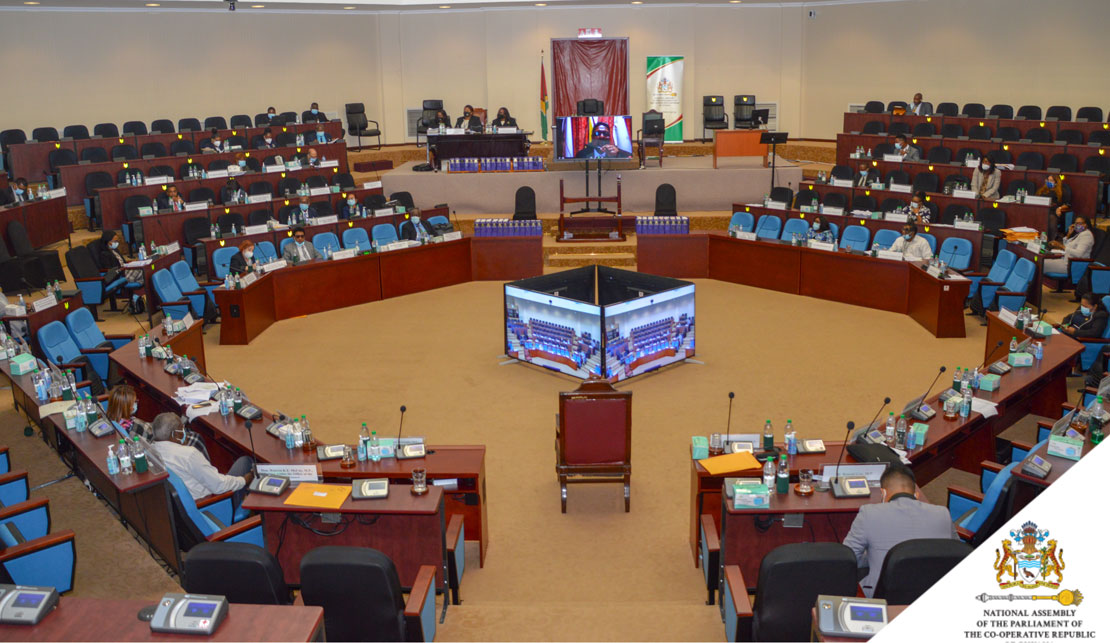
299;204;309;211
131;402;138;415
311;108;319;115
244;250;253;261
296;240;305;247
911;202;922;210
1075;224;1086;232
412;216;421;225
894;142;903;150
347;199;356;207
13;189;23;196
267;113;275;119
1047;180;1055;188
1081;306;1091;316
981;164;990;171
812;222;820;231
213;139;221;146
903;233;913;241
238;160;246;168
109;241;119;249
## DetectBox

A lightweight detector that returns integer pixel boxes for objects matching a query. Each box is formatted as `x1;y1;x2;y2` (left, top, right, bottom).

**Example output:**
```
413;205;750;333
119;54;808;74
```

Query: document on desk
699;451;762;476
123;260;153;268
971;398;999;418
284;482;350;509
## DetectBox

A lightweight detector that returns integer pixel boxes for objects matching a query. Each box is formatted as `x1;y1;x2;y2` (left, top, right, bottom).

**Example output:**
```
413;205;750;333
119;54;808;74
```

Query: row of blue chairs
0;447;77;593
728;212;974;270
964;249;1036;313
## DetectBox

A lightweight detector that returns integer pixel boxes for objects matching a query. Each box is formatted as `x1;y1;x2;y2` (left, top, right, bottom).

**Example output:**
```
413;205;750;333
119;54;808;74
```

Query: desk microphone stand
759;129;789;192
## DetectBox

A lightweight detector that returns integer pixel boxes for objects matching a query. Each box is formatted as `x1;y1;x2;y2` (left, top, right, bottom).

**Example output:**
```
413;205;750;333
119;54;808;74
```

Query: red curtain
552;38;629;117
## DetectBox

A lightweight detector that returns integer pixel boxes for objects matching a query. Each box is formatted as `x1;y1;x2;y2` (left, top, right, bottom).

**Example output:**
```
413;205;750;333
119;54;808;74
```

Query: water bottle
784;419;797;455
219;388;230;416
138;245;146;261
885;411;896;444
234;388;243;411
761;456;775;488
1034;341;1044;361
292;417;304;448
358;423;369;461
284;424;296;450
972;367;981;389
18;294;26;314
369;430;381;462
776;454;790;494
67;370;77;394
952;366;962;392
137;334;146;358
118;438;133;474
131;437;148;474
960;388;972;419
962;368;972;391
106;445;120;475
762;419;774;450
895;414;907;449
74;401;88;433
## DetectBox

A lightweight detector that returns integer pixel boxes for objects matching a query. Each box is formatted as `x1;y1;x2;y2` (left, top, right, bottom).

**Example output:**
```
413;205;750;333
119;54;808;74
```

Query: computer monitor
555;116;634;160
750;108;770;128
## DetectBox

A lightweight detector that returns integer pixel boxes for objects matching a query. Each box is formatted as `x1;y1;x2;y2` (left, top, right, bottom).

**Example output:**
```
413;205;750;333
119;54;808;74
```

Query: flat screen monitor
602;284;696;382
555;116;634;160
504;285;603;379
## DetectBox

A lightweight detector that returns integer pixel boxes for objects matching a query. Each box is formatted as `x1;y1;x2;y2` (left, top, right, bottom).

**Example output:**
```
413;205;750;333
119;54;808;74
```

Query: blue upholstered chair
63;308;132;381
985;257;1036;312
36;321;96;384
779;218;809;241
728;212;754;231
0;470;29;507
966;249;1017;304
0;499;77;592
254;241;278;264
372;223;399;246
873;229;900;250
278;237;296;257
170;260;218;316
947;460;1019;545
211;247;239;280
151;269;191;320
312;232;341;256
1073;295;1110;371
164;469;264;555
426;215;450;231
840;225;871;252
938;237;973;271
754;215;781;240
343;228;372;252
918;233;937;254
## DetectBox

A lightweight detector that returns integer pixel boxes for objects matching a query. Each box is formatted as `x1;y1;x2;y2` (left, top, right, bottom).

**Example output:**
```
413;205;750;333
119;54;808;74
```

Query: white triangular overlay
874;443;1108;641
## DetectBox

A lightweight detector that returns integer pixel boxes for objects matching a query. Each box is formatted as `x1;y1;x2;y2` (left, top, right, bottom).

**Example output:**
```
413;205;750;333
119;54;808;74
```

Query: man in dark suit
843;464;957;597
155;185;186;212
400;208;435;243
228;240;255;275
0;178;30;206
574;121;631;159
252;127;277;149
855;162;880;187
455;105;482;132
220;178;245;205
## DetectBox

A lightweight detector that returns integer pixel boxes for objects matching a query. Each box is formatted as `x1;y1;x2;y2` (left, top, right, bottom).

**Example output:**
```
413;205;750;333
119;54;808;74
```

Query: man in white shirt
889;223;933;261
151;412;253;508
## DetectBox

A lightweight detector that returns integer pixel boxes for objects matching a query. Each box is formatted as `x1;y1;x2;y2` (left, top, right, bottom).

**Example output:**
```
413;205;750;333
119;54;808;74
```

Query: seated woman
109;384;210;460
430;109;451;129
971;158;1000;200
491;107;517;129
1035;175;1068;206
99;230;145;313
1059;292;1107;339
811;214;831;235
908;190;931;223
1044;215;1094;277
228;240;256;276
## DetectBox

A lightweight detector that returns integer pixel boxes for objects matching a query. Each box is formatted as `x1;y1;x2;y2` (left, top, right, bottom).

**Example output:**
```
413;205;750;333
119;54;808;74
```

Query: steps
543;234;638;271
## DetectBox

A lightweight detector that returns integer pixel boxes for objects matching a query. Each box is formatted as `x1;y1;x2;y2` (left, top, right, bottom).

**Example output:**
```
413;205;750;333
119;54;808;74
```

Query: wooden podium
713;130;768;169
556;378;632;512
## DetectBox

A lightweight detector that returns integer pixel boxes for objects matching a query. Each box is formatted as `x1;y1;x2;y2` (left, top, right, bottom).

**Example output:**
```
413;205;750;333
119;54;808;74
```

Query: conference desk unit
427;131;530;170
713;130;768;169
2;293;84;362
0;195;71;249
687;321;1081;565
637;232;970;338
0;597;324;642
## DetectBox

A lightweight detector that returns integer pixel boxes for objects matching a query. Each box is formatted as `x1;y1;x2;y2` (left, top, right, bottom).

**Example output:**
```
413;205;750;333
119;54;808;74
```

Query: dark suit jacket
155;194;185;211
252;135;276;150
400;220;436;241
220;184;244;204
228;253;250;275
492;117;517;128
341;203;363;219
455;115;482;132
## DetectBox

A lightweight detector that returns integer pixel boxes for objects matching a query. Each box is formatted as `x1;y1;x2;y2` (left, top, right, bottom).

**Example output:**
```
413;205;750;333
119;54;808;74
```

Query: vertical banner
646;56;683;143
540;53;550;142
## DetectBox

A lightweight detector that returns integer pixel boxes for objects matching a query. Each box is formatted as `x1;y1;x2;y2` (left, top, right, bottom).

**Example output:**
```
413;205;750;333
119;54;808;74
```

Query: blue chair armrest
160;302;190;320
0;529;76;593
105;334;134;350
0;498;51;541
403;565;438;643
947;486;983;523
996;291;1028;312
196;491;235;526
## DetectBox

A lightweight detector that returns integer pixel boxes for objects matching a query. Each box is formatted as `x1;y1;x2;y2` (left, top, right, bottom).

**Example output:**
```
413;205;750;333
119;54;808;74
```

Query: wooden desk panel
2;294;84;361
471;236;544;281
19;196;71;248
907;264;970;338
5;597;323;642
213;278;277;346
379;238;473;299
271;253;383;319
800;249;907;313
713;130;767;169
636;234;709;278
708;235;801;293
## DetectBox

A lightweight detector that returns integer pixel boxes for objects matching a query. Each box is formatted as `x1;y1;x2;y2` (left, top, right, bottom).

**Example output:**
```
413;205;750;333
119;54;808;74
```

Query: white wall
1;0;1107;143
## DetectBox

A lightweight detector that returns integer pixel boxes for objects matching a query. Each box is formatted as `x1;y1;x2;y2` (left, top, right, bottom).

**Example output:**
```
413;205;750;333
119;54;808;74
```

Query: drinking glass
412;467;428;495
799;469;814;494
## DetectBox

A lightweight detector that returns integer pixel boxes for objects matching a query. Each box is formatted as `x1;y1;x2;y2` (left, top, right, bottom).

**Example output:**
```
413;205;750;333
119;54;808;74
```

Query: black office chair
182;216;211;274
48;148;78;172
416;99;443;147
254;113;270;127
872;539;972;605
0;241;45;293
189;187;216;204
852;194;877;212
63;124;90;140
302;110;322;124
217;213;245;235
1048;153;1078;173
149;165;174;179
1089;131;1110;147
701;96;728;141
305;175;327;189
204;116;228;131
724;543;858;642
1057;129;1084;145
122;120;147;136
872;142;895;158
888;122;910;137
769;186;793;206
346;103;382;151
733;95;756;129
299;546;435;643
1016;105;1043;121
861;121;884;135
887;100;908;113
638;110;665;167
793;191;818;210
248;181;273;197
996;126;1022;142
178;118;202;133
576;99;604;116
31;127;59;142
968;125;992;141
150;119;175;134
942;204;972;225
989;104;1014;119
1026;127;1053;144
912;171;939;194
332;172;355;190
207;159;231;172
1076;106;1104;123
955;147;981;164
111;144;138;161
940;123;964;139
1015;151;1044;171
987;149;1012;165
79;147;108;163
926;146;952;164
248;209;272;226
390;191;415;211
886;170;910;187
654;183;677;217
880;197;906;213
863;100;884;114
84;171;114;229
823;192;847;210
961;103;986;118
1045;105;1072;122
170;140;195;156
230;114;253;129
935;102;959;117
513;186;536;221
7;220;65;282
364;194;387;211
978;207;1007;266
183;542;292;605
912;122;936;137
829;164;853;182
93;123;119;138
141;142;167;158
278;178;302;197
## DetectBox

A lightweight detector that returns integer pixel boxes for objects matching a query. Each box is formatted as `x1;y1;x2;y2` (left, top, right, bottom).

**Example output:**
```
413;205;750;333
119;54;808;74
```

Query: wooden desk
2;294;84;361
470;236;544;281
1;597;324;642
0;196;71;249
379;237;473;299
242;485;447;590
426;131;530;170
812;604;907;641
713;130;767;169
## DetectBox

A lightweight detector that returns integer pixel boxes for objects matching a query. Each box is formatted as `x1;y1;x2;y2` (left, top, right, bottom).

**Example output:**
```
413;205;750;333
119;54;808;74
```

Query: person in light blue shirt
313;123;330;144
401;208;434;242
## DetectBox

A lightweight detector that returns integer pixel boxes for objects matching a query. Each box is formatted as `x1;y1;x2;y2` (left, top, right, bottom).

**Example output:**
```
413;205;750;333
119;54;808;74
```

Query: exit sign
578;28;603;38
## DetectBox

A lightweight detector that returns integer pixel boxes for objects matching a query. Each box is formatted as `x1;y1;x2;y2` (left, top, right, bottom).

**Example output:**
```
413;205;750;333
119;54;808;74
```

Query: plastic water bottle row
474;219;543;237
635;216;690;235
446;157;545;173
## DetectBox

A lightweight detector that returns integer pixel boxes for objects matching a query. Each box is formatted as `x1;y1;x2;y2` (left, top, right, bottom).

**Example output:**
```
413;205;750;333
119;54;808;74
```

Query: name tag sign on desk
145;175;171;186
497;127;519;133
363;181;383;190
207;169;228;179
955;220;981;231
264;164;284;174
184;201;207;212
243;224;269;235
31;294;57;312
926;264;945;279
318;159;339;168
137;206;154;217
374;208;395;217
308;187;331;197
821;206;844;216
731;230;758;241
446;128;466;135
808;240;836;252
1026;240;1044;254
889;183;912;193
883;154;903;162
830;179;853;188
247;193;272;204
766;201;788;211
952;188;977;199
240;272;258;287
310;215;338;226
884;212;909;222
441;230;463;242
877;249;905;261
1024;195;1052;206
330;248;356;261
261;259;288;272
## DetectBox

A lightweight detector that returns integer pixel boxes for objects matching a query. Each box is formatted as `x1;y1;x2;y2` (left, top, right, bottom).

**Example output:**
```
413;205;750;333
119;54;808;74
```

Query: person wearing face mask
155;185;186;212
220;178;246;205
1058;292;1107;339
151;412;252;509
1036;175;1068;206
341;195;363;219
892;134;921;162
252;127;276;150
971;158;1001;200
313;123;331;144
305;102;323;123
907;92;931;116
1044;215;1094;276
282;225;320;263
400;207;435;242
430;109;451;129
810;214;832;235
266;106;278;120
843;464;956;598
201;128;226;153
491;107;517;129
99;230;145;294
455;105;482;132
855;162;879;188
888;222;933;261
907;191;931;224
1;178;30;206
228;240;257;275
303;148;322;167
108;385;208;458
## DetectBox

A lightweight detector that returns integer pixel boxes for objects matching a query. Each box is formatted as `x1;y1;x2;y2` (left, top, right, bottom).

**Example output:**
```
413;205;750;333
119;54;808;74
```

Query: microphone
832;420;855;493
856;396;893;444
396;404;407;452
244;419;259;477
978;340;1007;371
910;366;947;421
723;392;735;452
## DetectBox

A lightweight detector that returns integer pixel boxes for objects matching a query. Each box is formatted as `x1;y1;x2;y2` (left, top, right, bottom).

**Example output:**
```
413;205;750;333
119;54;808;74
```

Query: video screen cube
504;266;695;382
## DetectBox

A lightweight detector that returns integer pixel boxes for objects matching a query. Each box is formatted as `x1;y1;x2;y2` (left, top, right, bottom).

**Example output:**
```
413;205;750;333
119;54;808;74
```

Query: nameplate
954;220;980;230
284;162;301;170
889;183;912;193
441;230;463;242
870;182;885;190
497;127;519;133
145;175;170;185
1024;195;1052;206
808;240;835;252
137;206;154;217
830;179;853;188
257;463;318;484
244;224;269;235
877;250;905;261
309;187;330;197
374;208;395;217
165;241;181;254
123;259;153;268
446;128;466;135
264;164;284;173
261;259;288;272
926;265;944;278
240;272;258;287
43;187;67;199
330;248;356;261
1026;240;1043;254
184;201;208;211
207;169;228;179
766;201;787;211
732;231;758;241
227;164;243;174
319;159;339;168
310;215;338;226
363;181;382;190
966;158;980;168
821;206;843;216
883;154;903;162
247;193;272;204
181;312;195;329
952;188;976;199
31;294;57;312
884;212;909;222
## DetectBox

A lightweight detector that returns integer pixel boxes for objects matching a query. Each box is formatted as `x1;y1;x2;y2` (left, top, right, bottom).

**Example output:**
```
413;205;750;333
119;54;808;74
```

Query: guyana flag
540;55;549;142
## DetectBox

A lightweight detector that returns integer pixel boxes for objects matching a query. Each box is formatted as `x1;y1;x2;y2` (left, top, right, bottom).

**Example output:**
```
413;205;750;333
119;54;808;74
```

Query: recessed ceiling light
251;3;264;6
534;2;546;5
439;4;450;7
24;1;40;4
631;1;643;4
145;2;160;5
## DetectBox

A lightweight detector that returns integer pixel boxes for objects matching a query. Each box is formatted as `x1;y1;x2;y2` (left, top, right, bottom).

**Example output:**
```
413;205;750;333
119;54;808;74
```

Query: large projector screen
504;285;603;379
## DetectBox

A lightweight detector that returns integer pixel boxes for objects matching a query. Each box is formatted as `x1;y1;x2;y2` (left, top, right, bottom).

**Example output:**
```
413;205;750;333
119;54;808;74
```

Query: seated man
151;412;253;511
907;92;931;116
893;134;921;162
304;147;323;167
155;185;186;212
305;102;323;122
400;207;435;243
282;225;320;263
312;123;330;144
220;178;245;205
843;464;956;598
252;127;277;150
1059;292;1107;339
1;178;30;206
856;162;879;187
201;128;228;153
575;121;631;159
455;105;482;132
889;222;933;261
